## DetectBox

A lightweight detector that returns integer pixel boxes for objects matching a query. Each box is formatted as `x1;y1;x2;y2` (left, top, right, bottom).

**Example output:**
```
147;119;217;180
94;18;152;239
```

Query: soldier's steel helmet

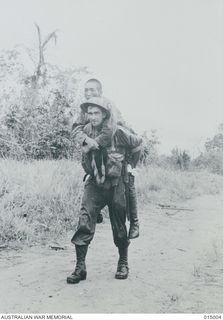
80;97;111;118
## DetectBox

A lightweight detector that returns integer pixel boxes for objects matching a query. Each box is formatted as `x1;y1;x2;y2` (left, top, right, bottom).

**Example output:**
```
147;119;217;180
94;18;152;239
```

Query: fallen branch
0;244;8;250
157;204;194;211
165;211;180;216
49;245;65;251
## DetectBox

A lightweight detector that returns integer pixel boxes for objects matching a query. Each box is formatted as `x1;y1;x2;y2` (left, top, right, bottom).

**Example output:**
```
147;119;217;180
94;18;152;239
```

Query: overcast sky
1;0;223;156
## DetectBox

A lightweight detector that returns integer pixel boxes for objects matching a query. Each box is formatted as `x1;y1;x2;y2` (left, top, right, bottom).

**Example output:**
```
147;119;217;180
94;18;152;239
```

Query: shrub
193;151;223;175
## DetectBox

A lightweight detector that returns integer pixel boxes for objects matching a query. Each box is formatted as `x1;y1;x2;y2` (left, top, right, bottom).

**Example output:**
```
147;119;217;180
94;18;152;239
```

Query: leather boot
96;212;103;224
115;246;129;280
128;220;139;239
67;245;88;284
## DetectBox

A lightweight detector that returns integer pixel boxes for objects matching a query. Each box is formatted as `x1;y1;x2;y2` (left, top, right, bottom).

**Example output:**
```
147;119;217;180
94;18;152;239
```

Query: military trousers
127;173;138;221
71;176;130;248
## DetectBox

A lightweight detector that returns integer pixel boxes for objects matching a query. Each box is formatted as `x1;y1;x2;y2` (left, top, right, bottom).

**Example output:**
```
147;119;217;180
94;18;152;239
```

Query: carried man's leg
128;173;139;239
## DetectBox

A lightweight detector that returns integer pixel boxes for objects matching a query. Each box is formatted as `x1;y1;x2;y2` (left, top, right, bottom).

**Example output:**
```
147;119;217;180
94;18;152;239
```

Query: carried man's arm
115;126;143;168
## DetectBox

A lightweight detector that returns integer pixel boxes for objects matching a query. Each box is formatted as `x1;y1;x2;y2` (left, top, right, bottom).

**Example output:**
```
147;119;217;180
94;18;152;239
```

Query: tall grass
136;166;223;205
0;159;83;246
1;160;223;246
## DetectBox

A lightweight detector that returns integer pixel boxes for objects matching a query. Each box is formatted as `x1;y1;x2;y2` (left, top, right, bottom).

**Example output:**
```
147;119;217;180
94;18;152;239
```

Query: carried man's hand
82;137;99;153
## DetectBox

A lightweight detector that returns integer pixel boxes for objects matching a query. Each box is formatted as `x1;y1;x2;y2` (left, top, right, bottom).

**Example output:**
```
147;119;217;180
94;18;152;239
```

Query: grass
1;160;223;246
0;159;83;246
136;166;223;206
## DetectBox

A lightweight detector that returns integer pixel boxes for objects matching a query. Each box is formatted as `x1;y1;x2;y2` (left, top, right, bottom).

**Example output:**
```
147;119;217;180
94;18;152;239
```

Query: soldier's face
87;106;106;127
84;81;102;100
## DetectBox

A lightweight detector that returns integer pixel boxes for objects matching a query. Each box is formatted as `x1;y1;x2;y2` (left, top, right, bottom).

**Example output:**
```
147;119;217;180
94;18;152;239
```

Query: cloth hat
80;97;111;118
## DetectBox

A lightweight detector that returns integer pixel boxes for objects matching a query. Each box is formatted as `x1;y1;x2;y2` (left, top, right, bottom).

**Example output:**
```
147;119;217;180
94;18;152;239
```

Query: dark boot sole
115;267;129;280
67;277;86;284
115;274;128;280
67;272;87;284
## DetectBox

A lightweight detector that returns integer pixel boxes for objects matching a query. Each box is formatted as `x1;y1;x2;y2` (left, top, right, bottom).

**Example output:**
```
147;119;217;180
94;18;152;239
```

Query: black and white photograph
0;0;223;317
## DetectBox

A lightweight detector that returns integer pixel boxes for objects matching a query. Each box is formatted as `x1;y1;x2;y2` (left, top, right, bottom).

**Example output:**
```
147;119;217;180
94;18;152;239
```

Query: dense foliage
0;46;87;160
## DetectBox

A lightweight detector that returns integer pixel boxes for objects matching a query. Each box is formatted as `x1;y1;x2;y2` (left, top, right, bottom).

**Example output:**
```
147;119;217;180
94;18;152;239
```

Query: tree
169;148;191;170
205;123;223;152
140;129;160;165
0;25;88;159
192;124;223;175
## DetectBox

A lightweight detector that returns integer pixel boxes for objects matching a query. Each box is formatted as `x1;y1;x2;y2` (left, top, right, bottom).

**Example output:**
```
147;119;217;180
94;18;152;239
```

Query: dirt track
1;193;223;313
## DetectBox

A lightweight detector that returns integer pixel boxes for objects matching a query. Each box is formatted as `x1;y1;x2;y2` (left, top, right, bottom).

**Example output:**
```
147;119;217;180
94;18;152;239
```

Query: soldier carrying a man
67;95;142;284
72;78;140;238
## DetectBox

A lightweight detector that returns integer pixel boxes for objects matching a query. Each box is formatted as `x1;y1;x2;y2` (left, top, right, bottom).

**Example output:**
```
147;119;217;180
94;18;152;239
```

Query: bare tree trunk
33;24;58;88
